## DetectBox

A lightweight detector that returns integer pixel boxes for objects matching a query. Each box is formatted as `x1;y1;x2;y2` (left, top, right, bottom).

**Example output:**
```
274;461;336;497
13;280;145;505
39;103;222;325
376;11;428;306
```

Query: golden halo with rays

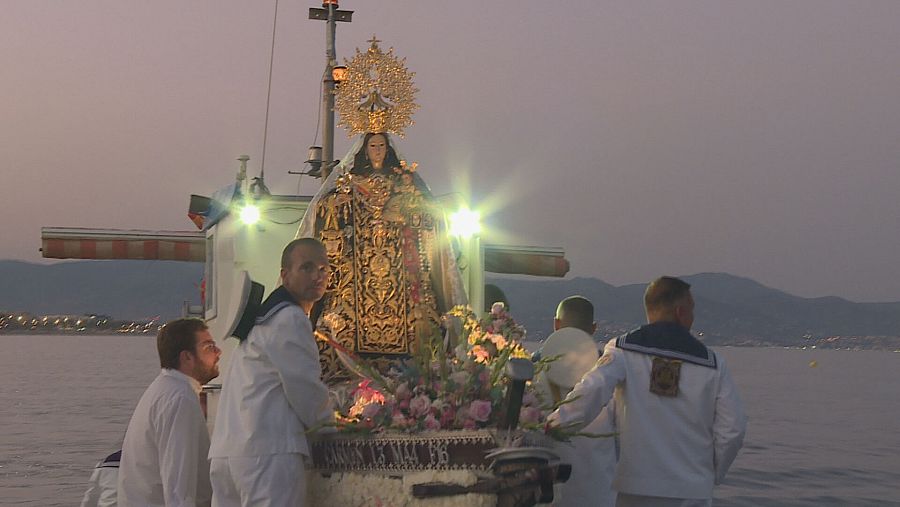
335;35;419;138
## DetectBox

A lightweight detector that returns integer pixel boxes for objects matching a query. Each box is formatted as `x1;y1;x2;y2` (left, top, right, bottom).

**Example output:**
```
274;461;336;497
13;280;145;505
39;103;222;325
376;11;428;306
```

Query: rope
259;0;281;179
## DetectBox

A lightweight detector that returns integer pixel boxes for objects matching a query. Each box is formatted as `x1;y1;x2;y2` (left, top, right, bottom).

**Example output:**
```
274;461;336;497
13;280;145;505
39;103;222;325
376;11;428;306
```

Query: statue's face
366;134;388;169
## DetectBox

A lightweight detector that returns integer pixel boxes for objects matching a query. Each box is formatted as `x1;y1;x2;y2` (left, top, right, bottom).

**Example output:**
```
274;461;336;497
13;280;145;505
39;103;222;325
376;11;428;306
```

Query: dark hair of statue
351;132;402;175
157;318;208;370
484;284;509;312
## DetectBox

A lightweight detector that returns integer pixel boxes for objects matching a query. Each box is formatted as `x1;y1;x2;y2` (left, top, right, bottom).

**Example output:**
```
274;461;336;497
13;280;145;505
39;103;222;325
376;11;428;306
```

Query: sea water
0;335;897;506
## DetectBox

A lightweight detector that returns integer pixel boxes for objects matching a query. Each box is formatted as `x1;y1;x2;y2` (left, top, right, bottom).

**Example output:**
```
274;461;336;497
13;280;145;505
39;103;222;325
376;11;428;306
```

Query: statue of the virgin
297;38;467;381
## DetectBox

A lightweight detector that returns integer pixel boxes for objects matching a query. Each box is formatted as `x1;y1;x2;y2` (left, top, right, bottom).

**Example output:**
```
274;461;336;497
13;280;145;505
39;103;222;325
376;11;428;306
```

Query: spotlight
450;208;481;238
239;204;261;225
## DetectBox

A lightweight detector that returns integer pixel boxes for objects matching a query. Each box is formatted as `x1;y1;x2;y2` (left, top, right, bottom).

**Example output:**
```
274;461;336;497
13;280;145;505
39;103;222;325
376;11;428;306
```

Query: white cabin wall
204;197;309;380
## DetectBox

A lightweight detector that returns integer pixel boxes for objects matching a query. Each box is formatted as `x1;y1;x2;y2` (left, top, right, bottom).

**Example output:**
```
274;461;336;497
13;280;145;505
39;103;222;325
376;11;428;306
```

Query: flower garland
332;302;548;433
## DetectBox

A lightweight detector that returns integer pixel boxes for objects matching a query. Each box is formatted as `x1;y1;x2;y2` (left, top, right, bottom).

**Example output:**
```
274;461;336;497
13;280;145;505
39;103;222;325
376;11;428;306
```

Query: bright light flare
449;208;482;238
239;204;261;225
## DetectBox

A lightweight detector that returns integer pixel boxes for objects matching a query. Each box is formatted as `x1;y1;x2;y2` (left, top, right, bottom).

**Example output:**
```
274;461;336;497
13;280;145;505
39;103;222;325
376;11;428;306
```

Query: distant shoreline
0;328;155;336
3;328;898;352
1;311;159;336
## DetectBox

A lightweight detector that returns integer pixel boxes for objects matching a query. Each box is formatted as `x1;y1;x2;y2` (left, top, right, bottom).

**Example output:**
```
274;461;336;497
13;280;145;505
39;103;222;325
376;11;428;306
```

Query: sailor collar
255;285;301;325
616;321;717;368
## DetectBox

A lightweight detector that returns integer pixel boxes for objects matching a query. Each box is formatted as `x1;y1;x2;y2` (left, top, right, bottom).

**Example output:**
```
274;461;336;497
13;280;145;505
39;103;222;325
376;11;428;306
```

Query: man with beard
119;318;221;507
209;238;334;507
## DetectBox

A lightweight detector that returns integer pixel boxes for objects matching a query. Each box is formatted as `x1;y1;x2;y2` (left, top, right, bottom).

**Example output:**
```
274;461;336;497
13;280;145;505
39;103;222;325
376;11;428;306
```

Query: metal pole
322;3;337;181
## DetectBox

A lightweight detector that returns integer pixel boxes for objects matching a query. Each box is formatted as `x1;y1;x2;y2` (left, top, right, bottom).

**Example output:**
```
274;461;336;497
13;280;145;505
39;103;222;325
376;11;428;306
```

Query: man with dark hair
118;318;220;507
210;238;333;507
550;276;746;507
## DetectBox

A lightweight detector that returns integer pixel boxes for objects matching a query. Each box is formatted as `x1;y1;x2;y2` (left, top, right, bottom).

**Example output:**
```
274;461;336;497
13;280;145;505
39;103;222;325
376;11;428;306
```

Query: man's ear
674;305;689;328
553;318;562;331
178;349;194;369
591;322;598;336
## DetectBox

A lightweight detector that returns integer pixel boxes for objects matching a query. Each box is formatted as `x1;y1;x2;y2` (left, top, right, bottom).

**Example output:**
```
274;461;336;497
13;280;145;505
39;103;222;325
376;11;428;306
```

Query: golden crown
335;36;419;138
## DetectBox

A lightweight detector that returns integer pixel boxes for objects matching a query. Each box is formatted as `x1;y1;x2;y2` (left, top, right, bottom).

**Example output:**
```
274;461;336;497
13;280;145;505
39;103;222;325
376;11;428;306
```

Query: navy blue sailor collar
616;321;717;368
255;285;299;325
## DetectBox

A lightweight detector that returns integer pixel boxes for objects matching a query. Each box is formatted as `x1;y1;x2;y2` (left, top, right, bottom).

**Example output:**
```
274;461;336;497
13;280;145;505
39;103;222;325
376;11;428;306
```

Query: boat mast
309;0;352;182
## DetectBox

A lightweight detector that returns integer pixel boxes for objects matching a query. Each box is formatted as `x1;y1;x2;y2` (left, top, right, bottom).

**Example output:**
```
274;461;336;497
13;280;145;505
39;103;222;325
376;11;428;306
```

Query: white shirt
209;301;332;458
80;453;119;507
553;404;618;507
118;369;212;507
550;339;746;500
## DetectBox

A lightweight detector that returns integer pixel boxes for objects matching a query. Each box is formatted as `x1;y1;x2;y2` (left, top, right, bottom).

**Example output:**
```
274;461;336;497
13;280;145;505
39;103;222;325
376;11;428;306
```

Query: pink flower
469;399;492;422
486;332;508;350
470;345;490;364
455;404;470;424
519;406;543;425
423;414;441;431
409;394;432;418
352;380;385;403
491;302;505;316
462;418;477;430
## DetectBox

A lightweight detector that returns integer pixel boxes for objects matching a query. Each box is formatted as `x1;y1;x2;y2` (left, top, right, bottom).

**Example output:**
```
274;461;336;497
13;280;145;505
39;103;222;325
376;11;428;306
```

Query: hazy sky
3;1;899;302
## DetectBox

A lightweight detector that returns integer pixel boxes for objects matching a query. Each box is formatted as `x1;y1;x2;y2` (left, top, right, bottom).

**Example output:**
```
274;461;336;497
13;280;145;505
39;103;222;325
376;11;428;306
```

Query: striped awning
483;244;570;278
41;228;569;276
41;227;205;262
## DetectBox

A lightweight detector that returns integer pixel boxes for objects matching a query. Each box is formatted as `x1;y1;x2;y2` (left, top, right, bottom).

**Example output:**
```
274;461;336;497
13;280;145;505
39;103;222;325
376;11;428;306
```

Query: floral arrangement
332;302;549;433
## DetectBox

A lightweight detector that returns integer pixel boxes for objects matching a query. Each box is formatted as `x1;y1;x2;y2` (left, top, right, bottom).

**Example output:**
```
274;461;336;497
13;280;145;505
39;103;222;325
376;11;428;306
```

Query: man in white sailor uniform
80;450;120;507
537;296;617;507
549;277;747;507
209;238;334;507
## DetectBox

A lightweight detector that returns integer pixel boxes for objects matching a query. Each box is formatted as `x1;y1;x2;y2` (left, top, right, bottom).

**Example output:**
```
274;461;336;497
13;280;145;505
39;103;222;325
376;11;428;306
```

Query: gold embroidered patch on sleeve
649;357;681;397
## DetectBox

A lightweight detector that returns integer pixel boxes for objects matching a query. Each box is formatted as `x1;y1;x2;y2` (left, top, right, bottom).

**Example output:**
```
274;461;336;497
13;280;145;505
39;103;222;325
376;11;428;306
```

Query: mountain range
491;273;900;347
0;260;203;321
2;260;898;348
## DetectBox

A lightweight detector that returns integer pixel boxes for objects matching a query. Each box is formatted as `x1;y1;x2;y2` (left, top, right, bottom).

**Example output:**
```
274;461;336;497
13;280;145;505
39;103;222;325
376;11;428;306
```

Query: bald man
209;239;334;507
547;296;617;507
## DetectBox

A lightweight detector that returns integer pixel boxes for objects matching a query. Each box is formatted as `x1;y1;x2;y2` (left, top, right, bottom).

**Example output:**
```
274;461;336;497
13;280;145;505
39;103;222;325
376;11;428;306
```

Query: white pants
210;454;306;507
616;494;711;507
